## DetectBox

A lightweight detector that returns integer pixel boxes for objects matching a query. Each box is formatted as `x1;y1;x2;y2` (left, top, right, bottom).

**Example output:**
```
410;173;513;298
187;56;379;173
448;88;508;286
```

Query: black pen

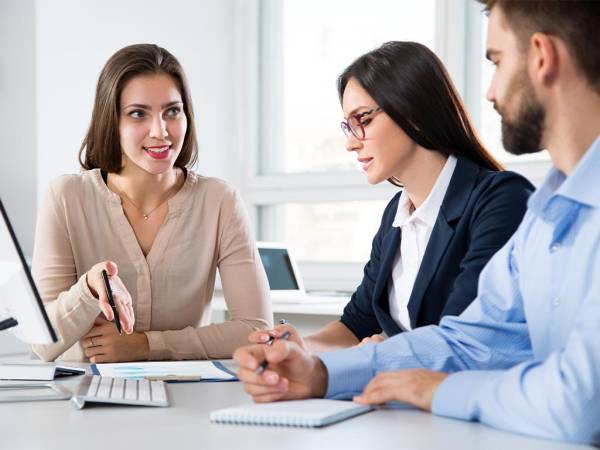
256;330;290;374
262;318;288;346
101;269;122;335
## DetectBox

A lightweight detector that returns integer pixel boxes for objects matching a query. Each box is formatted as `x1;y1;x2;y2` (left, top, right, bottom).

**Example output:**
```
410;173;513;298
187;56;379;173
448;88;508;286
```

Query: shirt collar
392;155;457;228
556;133;600;207
528;133;600;216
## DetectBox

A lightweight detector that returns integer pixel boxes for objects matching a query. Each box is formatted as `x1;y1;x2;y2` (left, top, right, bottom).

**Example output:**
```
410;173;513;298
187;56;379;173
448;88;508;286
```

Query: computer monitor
255;242;350;305
0;198;57;345
256;242;305;299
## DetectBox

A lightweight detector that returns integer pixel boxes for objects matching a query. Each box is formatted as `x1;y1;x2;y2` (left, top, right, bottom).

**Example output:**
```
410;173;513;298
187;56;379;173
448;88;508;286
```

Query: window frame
231;0;549;291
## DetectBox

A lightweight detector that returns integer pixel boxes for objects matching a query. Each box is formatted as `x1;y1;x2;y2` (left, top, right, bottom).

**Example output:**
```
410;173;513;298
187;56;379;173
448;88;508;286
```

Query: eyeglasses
340;107;382;140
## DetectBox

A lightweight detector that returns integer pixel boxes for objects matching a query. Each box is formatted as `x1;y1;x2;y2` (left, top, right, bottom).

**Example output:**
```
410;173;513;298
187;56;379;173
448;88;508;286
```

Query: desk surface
212;295;348;316
0;364;592;450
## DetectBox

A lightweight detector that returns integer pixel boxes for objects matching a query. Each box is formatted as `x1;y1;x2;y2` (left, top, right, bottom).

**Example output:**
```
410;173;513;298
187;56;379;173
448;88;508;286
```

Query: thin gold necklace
114;173;180;221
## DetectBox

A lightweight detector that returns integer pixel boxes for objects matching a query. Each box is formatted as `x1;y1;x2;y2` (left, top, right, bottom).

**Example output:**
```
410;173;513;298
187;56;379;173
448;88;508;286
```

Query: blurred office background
0;0;549;352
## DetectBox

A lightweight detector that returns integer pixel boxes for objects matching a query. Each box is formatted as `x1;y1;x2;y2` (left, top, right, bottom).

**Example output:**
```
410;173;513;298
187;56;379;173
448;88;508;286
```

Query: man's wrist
309;357;328;398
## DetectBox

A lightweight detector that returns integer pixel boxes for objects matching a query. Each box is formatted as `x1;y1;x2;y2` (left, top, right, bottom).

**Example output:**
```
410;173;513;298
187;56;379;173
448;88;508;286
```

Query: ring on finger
90;337;95;347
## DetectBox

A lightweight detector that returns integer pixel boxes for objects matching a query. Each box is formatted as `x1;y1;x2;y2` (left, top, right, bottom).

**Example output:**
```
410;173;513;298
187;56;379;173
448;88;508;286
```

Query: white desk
211;296;348;316
211;296;349;335
0;364;593;450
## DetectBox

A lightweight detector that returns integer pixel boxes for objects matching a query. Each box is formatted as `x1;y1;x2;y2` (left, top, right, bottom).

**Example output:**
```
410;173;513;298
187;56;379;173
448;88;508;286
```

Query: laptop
256;242;350;304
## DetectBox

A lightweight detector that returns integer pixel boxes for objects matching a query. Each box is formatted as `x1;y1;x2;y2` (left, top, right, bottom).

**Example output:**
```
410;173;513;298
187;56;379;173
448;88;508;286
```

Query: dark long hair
338;41;502;185
79;43;198;172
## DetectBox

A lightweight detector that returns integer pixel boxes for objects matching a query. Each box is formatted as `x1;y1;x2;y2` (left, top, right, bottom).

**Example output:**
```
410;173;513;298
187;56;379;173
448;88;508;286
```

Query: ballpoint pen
101;269;122;335
256;330;290;374
261;318;288;346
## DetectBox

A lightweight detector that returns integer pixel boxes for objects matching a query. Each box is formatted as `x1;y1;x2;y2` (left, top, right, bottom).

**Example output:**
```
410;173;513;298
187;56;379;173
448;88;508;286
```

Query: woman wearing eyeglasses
248;41;533;352
31;44;272;362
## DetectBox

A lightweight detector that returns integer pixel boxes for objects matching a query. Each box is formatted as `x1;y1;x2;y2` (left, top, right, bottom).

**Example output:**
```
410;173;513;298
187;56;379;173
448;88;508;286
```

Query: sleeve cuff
432;370;497;421
144;331;169;360
76;274;102;310
317;344;377;400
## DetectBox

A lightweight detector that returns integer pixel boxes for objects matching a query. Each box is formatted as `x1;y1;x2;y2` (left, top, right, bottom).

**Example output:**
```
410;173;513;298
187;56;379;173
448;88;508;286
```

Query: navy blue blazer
340;156;534;339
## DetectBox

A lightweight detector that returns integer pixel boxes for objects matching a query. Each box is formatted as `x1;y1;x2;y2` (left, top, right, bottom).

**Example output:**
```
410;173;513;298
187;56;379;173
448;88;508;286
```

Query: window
259;0;437;176
258;200;388;263
235;0;549;290
238;0;439;288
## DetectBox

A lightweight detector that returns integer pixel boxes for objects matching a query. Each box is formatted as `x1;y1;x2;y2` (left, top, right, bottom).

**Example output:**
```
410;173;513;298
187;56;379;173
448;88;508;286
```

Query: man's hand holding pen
247;320;309;353
234;321;329;403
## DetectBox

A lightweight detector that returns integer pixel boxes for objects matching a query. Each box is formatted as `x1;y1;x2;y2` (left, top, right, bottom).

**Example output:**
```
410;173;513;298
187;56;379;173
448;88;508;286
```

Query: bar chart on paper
90;360;237;382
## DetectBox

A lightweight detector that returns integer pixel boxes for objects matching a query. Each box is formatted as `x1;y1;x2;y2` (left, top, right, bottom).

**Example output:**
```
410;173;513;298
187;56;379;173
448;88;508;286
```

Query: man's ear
529;32;559;86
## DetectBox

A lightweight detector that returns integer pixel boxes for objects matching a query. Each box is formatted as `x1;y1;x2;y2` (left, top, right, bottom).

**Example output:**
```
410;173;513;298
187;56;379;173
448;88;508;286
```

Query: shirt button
552;297;561;307
550;242;561;252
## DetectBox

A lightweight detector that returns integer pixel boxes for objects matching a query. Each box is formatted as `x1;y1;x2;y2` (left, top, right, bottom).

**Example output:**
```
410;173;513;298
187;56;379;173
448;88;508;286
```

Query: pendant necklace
114;175;179;221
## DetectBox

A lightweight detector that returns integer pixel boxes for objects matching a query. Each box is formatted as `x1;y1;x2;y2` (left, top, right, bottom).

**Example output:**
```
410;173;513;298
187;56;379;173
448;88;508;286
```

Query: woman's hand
353;369;449;411
358;333;385;346
82;317;149;363
85;260;135;334
248;322;309;352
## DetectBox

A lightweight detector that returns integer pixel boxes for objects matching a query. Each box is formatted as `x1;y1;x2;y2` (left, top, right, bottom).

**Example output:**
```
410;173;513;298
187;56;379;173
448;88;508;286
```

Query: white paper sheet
93;360;236;381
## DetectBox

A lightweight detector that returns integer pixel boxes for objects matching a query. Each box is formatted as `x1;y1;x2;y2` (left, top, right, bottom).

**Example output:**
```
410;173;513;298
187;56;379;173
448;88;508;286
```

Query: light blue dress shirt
319;135;600;444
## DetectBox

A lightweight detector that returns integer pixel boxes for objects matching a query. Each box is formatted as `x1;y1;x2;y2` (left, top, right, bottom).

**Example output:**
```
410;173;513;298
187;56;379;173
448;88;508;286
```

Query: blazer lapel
373;227;400;306
406;157;481;328
406;217;454;328
371;226;403;335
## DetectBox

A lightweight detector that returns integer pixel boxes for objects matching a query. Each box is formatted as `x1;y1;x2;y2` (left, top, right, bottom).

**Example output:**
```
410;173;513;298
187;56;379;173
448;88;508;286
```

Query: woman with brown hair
31;44;272;362
248;41;533;353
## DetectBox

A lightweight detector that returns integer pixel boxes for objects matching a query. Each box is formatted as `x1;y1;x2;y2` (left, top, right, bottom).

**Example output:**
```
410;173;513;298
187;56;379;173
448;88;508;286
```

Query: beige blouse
31;169;272;362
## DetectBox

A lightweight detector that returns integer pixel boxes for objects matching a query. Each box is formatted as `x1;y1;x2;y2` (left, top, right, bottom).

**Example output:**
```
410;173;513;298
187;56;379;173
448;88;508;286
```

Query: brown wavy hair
79;44;198;172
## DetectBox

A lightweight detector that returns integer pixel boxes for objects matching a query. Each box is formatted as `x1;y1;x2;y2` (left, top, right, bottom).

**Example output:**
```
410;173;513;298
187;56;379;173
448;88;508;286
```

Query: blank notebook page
210;399;372;428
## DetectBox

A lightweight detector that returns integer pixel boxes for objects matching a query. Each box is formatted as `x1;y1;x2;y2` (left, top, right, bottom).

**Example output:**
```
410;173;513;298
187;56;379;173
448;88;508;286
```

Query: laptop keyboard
71;375;169;408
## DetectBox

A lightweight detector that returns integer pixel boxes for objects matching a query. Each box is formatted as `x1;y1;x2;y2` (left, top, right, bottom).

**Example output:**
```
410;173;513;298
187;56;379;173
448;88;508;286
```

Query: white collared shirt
387;155;457;331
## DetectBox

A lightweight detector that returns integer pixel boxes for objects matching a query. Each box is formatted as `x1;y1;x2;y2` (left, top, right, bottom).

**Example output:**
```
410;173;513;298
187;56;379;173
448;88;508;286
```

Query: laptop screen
258;247;299;290
0;199;57;344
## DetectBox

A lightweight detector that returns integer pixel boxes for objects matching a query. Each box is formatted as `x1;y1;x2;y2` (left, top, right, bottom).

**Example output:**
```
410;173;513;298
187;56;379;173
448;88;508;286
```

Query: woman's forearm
304;320;360;353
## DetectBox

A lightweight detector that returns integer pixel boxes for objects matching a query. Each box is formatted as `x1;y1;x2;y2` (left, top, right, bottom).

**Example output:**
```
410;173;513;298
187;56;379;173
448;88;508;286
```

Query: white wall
0;0;241;355
1;0;239;257
0;0;37;258
36;0;238;196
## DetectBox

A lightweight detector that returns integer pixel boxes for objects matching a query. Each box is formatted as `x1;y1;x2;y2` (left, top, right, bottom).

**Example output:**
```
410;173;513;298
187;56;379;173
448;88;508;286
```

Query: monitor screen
258;248;300;290
0;199;56;344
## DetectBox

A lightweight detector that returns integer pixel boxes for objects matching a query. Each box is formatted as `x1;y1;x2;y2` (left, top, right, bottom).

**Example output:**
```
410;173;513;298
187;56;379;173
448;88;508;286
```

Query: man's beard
497;71;545;155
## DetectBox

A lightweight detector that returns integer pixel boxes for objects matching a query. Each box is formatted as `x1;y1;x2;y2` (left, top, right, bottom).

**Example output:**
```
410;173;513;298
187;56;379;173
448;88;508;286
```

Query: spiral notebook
210;399;372;428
